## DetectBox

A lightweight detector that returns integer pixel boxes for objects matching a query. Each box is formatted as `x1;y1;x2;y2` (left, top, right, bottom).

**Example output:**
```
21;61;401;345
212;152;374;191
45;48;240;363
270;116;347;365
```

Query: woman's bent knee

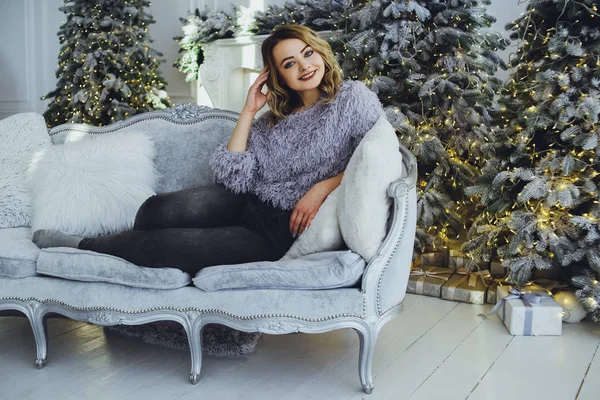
133;194;161;230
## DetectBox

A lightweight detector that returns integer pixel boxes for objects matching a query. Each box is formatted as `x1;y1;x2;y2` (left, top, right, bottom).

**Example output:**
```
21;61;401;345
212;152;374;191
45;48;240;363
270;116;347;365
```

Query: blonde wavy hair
261;24;343;125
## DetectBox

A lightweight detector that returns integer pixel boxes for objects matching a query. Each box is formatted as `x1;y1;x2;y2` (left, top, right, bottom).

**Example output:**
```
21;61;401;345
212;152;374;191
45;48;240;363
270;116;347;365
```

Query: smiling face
260;25;343;120
272;38;325;95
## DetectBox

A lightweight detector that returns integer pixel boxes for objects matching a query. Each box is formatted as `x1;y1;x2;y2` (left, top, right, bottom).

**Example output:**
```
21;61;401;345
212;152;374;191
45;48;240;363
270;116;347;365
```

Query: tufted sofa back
48;105;238;194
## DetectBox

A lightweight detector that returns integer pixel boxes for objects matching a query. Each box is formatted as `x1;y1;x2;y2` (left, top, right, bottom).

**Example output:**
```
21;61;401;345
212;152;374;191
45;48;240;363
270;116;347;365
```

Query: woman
33;25;384;274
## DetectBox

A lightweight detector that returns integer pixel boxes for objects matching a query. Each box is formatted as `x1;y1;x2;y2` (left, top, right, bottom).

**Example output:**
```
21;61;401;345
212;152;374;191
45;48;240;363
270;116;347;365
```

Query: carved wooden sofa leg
31;311;48;369
0;300;48;369
184;311;203;385
355;324;379;394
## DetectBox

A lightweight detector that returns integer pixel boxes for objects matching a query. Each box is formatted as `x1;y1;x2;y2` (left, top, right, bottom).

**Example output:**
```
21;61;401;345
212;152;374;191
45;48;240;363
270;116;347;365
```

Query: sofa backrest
48;105;238;194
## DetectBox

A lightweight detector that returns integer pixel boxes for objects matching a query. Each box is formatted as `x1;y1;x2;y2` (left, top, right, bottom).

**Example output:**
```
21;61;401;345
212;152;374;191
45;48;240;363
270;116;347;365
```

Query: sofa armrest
361;143;418;316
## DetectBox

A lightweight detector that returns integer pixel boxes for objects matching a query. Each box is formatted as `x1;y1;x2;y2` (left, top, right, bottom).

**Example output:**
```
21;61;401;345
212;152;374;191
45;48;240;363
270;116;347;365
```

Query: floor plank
176;331;340;400
467;322;600;400
235;330;359;400
0;321;99;381
575;323;600;400
292;295;458;400
1;296;599;400
345;302;488;400
0;315;27;335
0;317;87;362
32;330;177;400
408;311;513;400
69;346;192;400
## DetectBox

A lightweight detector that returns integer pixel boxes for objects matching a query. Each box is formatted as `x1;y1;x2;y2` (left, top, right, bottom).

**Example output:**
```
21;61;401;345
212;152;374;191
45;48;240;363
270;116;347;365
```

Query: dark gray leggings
78;185;295;274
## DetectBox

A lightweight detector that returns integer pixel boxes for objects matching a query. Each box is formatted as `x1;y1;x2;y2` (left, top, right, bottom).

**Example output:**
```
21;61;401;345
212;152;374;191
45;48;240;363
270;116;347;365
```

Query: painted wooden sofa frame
0;105;417;394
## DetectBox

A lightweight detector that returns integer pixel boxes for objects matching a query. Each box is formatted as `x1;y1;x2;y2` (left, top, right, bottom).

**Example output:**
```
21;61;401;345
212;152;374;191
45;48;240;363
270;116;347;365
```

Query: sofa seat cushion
194;250;366;291
0;228;39;278
36;248;191;289
0;277;365;320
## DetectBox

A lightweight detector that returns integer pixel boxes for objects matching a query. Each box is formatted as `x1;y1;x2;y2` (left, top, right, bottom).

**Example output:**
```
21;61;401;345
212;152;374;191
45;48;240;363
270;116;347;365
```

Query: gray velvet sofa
0;104;417;394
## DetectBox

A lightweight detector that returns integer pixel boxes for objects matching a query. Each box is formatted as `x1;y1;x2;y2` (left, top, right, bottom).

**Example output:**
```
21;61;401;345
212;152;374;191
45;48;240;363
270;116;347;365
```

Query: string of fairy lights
468;1;599;313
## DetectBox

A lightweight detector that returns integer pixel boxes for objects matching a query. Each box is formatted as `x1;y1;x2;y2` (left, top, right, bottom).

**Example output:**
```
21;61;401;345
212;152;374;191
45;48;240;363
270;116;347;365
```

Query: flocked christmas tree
253;0;360;34
253;0;364;65
464;0;600;320
174;6;237;82
341;0;508;249
174;1;365;82
43;0;170;127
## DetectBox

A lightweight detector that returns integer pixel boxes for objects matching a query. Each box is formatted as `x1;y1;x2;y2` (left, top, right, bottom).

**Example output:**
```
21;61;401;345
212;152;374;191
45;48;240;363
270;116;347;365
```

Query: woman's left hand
289;183;329;237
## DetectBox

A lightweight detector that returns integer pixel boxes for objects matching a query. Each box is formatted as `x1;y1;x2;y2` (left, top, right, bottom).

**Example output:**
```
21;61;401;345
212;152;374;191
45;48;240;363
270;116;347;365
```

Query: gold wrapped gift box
419;250;449;268
448;255;489;271
406;266;453;297
489;260;507;278
441;269;492;305
486;278;510;304
446;242;488;271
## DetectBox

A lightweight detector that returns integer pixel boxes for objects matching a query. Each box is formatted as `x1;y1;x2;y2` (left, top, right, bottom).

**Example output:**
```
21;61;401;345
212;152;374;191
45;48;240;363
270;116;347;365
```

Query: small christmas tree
465;0;600;320
342;0;508;249
43;0;170;127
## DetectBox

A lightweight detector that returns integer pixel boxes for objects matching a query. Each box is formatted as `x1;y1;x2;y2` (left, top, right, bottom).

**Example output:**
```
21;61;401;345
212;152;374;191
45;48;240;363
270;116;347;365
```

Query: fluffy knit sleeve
209;112;269;193
342;80;385;146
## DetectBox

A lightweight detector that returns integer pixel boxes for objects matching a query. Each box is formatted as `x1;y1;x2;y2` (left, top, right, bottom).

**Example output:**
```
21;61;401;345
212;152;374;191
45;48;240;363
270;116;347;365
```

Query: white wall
0;0;524;120
147;0;199;104
0;0;62;120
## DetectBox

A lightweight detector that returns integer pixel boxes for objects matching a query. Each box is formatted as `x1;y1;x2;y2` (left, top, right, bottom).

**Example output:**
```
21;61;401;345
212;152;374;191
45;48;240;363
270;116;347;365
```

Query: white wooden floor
1;294;599;400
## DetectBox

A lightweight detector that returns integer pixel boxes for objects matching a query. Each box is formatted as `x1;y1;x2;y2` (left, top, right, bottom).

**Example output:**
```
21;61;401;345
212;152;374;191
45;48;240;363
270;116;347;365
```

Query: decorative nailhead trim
376;186;410;316
0;297;365;323
363;292;367;317
49;114;238;137
380;300;404;318
33;104;373;323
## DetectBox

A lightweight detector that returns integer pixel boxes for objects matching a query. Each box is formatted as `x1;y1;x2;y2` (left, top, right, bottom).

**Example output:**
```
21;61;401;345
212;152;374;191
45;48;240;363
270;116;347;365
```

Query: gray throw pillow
36;247;191;289
193;250;365;291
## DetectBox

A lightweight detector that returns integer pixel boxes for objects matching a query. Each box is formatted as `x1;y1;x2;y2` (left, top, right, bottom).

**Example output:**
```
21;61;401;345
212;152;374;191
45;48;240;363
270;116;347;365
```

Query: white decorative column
198;31;343;113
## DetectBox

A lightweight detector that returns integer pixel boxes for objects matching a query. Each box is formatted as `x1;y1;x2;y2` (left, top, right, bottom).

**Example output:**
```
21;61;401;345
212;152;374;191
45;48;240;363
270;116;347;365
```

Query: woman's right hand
242;68;270;114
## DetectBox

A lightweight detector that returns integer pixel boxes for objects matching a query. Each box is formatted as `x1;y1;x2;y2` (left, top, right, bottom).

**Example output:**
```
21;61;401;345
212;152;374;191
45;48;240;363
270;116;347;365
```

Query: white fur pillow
280;187;344;260
0;113;51;228
28;131;157;236
337;116;403;262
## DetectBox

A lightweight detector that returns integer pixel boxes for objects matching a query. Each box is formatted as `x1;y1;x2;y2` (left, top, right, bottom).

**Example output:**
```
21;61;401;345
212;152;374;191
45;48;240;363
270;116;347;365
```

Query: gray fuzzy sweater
210;80;384;211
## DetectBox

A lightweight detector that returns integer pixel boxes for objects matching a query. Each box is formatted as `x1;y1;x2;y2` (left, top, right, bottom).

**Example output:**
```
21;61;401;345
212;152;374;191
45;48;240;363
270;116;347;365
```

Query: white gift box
495;285;563;336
